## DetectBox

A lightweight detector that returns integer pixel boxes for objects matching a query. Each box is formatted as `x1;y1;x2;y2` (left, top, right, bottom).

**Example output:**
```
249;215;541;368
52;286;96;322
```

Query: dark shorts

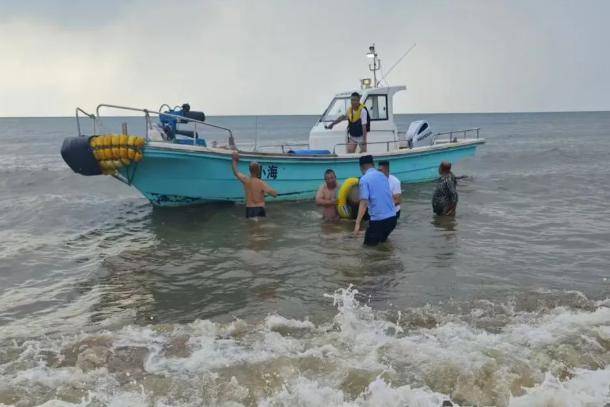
395;210;401;220
246;206;266;218
364;215;397;246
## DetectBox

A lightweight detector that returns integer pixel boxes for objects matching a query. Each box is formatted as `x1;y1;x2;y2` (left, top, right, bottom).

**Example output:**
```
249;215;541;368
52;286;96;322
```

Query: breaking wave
0;287;608;406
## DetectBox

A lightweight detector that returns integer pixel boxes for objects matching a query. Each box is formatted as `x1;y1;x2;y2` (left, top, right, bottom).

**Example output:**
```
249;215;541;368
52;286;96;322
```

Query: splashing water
0;286;608;406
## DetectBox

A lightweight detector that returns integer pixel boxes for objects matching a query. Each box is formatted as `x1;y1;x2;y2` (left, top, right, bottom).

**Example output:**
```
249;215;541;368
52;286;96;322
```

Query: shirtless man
231;151;278;218
315;169;340;221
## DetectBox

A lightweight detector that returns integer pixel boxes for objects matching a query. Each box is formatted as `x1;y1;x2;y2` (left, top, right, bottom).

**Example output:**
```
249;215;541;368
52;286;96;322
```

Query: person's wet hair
351;92;361;99
249;162;261;178
324;169;335;177
439;161;452;174
379;160;390;169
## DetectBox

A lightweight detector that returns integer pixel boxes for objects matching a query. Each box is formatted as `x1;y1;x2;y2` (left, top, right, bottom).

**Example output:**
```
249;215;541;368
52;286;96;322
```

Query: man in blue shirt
353;155;397;246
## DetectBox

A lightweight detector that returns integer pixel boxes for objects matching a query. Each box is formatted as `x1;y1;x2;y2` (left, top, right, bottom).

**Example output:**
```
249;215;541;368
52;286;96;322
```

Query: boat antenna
380;43;417;86
366;44;381;87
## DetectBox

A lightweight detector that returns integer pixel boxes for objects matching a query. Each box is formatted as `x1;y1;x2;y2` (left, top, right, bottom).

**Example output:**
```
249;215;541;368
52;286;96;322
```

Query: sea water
0;112;609;406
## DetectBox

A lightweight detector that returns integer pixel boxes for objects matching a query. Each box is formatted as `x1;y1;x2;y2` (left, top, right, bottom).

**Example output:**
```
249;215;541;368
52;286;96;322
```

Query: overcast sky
1;0;609;116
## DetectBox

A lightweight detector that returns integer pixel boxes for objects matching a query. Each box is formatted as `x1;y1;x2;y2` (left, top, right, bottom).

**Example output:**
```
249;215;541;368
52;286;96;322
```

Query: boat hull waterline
118;140;484;207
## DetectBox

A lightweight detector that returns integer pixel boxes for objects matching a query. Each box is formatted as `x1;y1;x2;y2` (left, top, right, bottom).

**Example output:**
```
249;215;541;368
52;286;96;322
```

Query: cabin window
320;97;349;122
364;95;388;120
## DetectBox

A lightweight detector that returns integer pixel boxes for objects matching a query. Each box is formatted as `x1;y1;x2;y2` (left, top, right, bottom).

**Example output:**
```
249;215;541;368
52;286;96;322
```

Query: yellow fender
336;177;360;219
88;134;146;175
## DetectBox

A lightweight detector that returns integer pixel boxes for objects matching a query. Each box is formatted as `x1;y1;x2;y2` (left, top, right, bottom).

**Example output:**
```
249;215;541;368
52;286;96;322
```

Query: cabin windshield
320;97;349;122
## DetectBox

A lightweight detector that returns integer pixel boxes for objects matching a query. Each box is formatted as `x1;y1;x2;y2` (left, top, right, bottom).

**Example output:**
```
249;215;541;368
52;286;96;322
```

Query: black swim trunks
246;206;266;218
364;215;397;246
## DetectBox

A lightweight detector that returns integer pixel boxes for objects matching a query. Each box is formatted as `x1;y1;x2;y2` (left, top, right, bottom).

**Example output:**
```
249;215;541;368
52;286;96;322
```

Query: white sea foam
510;367;610;407
0;286;608;407
264;314;316;331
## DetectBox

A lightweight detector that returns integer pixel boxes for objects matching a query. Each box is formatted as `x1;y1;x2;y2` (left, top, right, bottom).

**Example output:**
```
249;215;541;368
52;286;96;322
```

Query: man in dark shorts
353;155;397;246
231;151;278;218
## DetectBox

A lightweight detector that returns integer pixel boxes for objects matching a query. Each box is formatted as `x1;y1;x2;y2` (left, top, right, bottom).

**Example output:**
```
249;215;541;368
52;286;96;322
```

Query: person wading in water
325;92;370;153
432;161;458;216
378;160;402;220
353;155;397;246
231;151;278;218
315;169;341;222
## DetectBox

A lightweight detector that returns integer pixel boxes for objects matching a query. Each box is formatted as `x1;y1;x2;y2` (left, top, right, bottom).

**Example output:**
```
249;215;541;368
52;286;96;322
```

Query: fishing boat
61;45;484;207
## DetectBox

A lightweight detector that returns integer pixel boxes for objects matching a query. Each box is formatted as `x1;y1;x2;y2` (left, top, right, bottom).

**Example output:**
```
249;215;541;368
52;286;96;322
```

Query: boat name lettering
262;164;279;180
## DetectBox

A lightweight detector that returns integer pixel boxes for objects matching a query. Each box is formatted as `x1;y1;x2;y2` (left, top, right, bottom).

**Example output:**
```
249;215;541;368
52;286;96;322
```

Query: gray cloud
1;0;609;116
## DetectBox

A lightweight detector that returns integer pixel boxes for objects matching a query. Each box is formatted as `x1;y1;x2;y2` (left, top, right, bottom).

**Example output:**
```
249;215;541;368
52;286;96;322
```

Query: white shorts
348;136;365;144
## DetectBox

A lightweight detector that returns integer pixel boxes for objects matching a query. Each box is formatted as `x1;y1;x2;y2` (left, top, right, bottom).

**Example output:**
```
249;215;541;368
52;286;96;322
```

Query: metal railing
330;129;398;154
332;140;399;154
75;103;235;147
434;128;480;143
75;107;96;137
281;143;309;153
243;143;311;153
95;104;234;144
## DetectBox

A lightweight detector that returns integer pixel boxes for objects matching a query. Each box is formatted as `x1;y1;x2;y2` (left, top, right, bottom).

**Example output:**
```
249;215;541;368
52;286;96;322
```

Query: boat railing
75;104;236;147
434;128;480;144
75;107;97;137
95;104;235;146
332;140;399;154
280;143;309;153
248;143;310;153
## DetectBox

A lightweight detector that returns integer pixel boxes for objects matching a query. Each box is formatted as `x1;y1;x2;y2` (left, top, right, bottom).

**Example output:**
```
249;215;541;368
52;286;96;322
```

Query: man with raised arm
353;155;397;246
231;151;278;218
315;169;341;222
325;92;369;153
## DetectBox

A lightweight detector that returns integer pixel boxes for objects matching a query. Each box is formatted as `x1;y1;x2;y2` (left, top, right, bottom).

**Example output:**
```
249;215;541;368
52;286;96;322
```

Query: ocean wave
0;287;608;406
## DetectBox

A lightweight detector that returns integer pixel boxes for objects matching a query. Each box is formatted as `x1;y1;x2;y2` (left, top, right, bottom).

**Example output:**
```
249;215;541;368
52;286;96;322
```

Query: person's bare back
231;151;278;218
244;177;271;207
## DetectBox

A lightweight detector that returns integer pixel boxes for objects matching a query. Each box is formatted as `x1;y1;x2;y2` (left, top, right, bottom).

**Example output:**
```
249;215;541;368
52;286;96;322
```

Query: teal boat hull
118;140;484;207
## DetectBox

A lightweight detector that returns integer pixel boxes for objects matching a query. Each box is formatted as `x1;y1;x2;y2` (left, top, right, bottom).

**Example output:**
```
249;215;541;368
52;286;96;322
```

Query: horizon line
1;109;609;119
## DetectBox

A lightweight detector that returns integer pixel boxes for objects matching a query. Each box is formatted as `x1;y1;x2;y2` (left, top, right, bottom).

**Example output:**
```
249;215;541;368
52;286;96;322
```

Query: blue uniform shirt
359;168;396;221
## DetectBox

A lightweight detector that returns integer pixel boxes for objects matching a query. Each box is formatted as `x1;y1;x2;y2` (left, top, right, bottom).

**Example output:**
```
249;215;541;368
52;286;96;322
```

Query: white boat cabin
309;86;404;154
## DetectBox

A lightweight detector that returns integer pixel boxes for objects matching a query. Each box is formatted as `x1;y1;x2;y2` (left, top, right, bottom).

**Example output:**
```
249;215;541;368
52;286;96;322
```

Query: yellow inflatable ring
337;177;360;219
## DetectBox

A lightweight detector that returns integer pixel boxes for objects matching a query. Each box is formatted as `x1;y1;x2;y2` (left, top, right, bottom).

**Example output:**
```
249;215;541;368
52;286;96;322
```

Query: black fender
60;136;102;176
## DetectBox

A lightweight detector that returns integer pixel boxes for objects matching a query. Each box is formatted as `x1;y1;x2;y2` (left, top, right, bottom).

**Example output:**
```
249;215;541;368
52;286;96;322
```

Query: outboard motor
406;120;434;148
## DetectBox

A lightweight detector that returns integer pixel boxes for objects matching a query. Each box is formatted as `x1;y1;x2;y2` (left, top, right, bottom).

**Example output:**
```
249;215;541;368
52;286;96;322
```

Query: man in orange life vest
325;92;370;153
